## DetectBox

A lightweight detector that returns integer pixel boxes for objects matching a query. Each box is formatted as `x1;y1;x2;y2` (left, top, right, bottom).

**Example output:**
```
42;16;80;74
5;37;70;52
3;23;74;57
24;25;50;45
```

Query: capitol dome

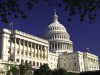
44;11;73;54
47;12;67;33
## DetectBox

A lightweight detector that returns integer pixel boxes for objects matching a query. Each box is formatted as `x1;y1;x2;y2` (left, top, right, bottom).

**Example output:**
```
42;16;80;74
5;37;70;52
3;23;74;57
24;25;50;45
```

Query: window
32;44;34;48
74;57;76;60
16;59;19;62
40;63;42;66
21;51;23;55
29;61;32;65
21;40;23;45
29;42;31;47
36;44;38;49
25;60;28;64
39;45;41;50
33;61;35;66
17;50;19;54
21;60;24;63
74;63;76;66
16;38;19;44
25;52;27;56
8;50;10;53
25;41;27;46
36;54;38;57
64;64;66;67
29;52;31;56
37;62;39;66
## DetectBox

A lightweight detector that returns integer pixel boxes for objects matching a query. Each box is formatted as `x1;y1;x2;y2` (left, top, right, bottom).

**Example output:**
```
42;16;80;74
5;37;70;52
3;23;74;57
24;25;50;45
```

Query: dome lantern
53;11;58;23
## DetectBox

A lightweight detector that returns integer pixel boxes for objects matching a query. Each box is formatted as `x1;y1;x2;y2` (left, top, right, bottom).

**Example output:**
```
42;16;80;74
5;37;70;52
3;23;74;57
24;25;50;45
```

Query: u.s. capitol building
0;12;99;74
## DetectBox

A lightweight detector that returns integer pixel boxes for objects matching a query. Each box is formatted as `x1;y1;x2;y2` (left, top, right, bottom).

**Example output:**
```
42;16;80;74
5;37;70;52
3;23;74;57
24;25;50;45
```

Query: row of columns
12;38;49;60
87;58;99;69
50;42;73;50
48;34;68;40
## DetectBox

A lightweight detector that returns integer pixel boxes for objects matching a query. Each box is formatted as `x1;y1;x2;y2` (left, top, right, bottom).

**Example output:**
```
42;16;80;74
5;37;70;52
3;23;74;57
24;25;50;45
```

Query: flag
86;47;89;52
9;20;13;26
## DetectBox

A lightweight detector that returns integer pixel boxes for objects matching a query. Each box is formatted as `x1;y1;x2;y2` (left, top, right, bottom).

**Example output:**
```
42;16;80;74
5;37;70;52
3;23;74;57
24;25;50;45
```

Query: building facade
0;12;99;74
59;51;99;72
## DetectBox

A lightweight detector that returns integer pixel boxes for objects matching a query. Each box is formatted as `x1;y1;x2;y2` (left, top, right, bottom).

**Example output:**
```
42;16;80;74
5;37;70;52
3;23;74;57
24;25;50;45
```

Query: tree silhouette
34;64;52;75
0;0;99;23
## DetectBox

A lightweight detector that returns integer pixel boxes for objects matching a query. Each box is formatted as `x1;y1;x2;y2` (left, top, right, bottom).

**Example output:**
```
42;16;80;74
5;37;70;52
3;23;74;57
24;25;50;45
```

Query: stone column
23;40;25;56
44;46;46;60
54;43;55;50
14;38;16;55
46;46;49;60
37;44;39;58
27;41;29;57
40;45;42;59
14;38;16;61
34;43;36;57
19;39;21;56
31;42;32;58
65;43;66;49
57;42;58;50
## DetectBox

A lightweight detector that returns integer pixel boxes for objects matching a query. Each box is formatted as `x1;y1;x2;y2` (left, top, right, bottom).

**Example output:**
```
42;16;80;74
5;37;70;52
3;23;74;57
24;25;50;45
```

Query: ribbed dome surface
44;11;73;54
48;22;67;32
47;12;67;33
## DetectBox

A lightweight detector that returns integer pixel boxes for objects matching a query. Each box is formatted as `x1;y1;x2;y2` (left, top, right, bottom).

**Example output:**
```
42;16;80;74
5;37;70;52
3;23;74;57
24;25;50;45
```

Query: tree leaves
0;0;99;23
0;0;27;23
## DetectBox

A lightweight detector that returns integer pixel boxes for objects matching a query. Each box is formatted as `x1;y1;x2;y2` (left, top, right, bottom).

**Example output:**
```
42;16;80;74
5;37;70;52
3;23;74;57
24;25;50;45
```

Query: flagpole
9;20;14;61
11;20;13;32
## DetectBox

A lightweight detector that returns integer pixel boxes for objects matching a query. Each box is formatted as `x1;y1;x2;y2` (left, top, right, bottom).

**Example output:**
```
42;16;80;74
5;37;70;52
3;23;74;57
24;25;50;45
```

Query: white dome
47;12;67;33
48;22;67;32
44;11;73;54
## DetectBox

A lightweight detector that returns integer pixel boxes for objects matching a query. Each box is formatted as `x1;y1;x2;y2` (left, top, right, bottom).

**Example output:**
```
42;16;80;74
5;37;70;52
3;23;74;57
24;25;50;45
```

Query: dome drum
44;11;73;54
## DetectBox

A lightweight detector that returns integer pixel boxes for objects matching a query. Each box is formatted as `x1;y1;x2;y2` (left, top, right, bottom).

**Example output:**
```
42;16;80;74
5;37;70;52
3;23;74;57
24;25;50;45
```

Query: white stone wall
0;28;99;72
48;52;58;70
59;51;99;73
83;52;100;71
58;51;85;73
0;29;11;61
0;28;50;69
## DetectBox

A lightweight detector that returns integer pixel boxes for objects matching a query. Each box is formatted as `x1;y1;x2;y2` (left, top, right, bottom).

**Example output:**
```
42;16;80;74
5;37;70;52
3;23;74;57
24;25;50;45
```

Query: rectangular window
74;63;76;66
17;50;19;54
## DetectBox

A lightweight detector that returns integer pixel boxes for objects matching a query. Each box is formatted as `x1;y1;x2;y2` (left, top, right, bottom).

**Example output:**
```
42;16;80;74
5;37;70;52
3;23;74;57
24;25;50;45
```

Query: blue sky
0;1;100;60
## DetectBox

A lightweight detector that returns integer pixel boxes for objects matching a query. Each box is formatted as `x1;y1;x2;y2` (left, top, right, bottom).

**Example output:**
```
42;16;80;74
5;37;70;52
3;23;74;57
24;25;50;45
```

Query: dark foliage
34;64;52;75
80;70;100;75
52;68;78;75
46;0;100;23
10;64;100;75
0;0;99;23
9;63;33;75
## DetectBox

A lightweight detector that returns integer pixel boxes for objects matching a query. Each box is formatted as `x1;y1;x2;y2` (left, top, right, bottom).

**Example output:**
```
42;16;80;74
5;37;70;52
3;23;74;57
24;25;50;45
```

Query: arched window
16;59;19;62
21;59;24;63
29;61;32;65
25;60;28;64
